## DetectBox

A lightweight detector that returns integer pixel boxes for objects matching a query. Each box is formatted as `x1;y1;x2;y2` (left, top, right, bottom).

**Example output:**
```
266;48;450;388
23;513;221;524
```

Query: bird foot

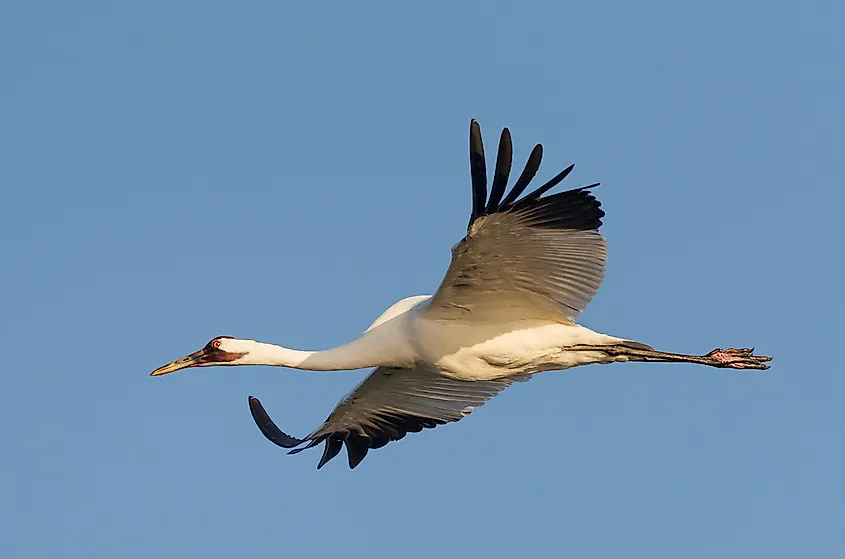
706;347;772;370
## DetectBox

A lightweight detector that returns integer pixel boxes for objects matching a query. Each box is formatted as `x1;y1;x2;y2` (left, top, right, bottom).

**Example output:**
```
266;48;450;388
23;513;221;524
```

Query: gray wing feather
425;213;606;322
249;366;527;469
424;120;607;322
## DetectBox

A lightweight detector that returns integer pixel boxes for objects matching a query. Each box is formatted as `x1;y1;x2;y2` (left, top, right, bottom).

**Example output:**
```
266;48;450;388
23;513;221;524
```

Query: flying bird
151;120;771;469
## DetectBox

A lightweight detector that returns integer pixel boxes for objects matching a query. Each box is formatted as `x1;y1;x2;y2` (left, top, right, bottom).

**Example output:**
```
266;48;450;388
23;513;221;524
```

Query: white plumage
151;120;771;469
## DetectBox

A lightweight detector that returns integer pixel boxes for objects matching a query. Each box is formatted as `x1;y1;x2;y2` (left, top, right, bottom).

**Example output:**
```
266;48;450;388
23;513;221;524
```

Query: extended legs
568;343;772;370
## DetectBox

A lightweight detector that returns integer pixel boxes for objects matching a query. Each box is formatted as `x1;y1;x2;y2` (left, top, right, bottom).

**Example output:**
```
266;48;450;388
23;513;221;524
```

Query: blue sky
2;1;843;557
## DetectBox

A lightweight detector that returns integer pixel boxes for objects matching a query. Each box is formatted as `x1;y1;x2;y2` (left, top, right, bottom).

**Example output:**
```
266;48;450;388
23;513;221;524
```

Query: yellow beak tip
150;366;175;377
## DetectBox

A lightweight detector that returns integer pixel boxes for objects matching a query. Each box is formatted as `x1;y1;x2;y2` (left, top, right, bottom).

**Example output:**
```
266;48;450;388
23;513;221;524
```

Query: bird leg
567;344;772;370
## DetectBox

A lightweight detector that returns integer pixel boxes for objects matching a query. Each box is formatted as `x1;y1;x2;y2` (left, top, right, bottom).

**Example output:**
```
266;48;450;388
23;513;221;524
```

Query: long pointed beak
150;348;208;376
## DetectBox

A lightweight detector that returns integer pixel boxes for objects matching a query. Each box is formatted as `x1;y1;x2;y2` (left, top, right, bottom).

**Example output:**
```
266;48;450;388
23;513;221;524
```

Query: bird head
150;336;249;376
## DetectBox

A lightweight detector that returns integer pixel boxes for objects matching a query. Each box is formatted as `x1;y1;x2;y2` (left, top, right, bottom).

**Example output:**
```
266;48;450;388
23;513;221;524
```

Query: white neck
218;298;424;371
240;340;372;370
224;331;413;371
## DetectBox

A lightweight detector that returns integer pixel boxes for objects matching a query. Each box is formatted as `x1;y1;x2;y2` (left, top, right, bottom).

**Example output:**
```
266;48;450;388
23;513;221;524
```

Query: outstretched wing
249;365;528;469
423;120;606;323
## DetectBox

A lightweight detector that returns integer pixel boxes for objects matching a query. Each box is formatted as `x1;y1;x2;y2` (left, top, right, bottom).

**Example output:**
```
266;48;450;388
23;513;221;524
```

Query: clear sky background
2;1;843;557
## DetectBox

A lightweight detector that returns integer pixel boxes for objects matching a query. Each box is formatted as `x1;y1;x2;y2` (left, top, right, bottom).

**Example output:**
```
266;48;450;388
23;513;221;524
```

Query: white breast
413;319;626;381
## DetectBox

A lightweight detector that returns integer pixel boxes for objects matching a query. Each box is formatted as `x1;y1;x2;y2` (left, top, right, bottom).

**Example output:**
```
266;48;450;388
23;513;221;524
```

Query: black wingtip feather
520;187;604;230
514;163;576;208
469;119;487;222
345;434;370;469
247;401;472;469
247;393;460;469
499;143;543;209
287;438;322;455
485;127;512;214
248;396;305;449
317;436;343;469
467;122;600;232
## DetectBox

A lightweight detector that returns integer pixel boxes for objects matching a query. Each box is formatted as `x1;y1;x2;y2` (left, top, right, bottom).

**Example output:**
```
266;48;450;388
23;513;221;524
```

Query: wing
248;365;528;469
423;120;606;323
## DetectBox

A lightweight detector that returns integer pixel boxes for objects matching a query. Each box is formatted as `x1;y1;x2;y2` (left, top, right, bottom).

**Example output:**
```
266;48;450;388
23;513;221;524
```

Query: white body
371;296;628;380
229;295;631;381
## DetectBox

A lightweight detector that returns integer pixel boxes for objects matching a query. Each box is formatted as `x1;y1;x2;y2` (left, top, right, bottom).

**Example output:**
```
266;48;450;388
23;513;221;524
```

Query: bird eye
212;339;221;349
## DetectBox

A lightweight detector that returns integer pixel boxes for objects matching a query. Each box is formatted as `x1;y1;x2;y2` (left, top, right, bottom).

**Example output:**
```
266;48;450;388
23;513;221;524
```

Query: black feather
467;122;601;235
499;144;543;209
287;438;322;455
518;186;604;230
512;163;576;209
345;433;370;469
485;128;512;214
248;394;454;469
317;436;343;469
368;434;391;450
247;396;304;449
469;119;487;223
